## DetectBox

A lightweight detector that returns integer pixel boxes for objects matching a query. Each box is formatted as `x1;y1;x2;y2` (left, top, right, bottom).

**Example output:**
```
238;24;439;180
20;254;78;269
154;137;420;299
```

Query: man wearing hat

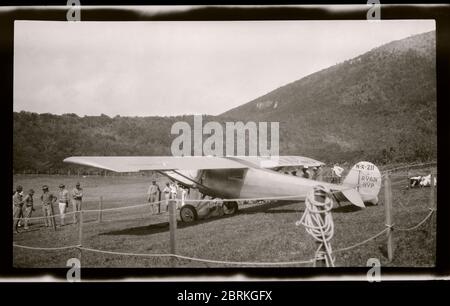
13;185;25;233
58;184;69;226
40;185;56;227
162;182;171;213
71;182;83;224
147;180;161;213
23;189;35;230
332;163;344;184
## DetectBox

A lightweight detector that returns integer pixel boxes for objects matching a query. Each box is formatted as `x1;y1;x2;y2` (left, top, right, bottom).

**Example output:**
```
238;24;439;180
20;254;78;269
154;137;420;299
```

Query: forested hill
221;31;436;164
13;113;191;172
13;31;436;173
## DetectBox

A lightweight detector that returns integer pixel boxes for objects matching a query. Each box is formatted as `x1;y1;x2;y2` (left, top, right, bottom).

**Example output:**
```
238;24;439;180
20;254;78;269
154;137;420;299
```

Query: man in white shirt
332;164;344;183
162;183;171;212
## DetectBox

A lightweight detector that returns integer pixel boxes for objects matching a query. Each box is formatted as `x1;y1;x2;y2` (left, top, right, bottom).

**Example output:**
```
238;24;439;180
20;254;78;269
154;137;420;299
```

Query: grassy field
12;166;436;268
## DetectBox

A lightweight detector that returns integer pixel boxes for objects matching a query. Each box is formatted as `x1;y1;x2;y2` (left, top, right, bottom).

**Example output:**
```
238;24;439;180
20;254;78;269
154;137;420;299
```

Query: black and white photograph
7;4;444;281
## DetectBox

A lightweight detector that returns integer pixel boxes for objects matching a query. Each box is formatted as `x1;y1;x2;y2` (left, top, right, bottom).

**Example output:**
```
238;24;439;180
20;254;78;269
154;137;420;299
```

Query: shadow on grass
331;205;363;213
100;200;303;236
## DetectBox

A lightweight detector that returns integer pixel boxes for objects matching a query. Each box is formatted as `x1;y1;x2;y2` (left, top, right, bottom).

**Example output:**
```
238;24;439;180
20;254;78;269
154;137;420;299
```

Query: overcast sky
14;20;435;117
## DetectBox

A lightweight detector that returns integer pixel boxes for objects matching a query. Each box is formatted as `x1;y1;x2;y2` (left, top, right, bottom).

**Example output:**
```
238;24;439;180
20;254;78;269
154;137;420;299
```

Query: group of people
281;164;345;183
147;180;189;211
13;182;83;233
283;166;322;180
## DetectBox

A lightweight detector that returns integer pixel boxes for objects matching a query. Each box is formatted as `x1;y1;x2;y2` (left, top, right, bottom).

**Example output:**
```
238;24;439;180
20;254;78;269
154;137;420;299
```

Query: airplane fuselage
172;168;339;201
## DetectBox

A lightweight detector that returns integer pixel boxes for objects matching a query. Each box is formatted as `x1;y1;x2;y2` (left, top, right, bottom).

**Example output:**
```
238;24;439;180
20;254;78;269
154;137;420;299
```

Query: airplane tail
341;161;382;206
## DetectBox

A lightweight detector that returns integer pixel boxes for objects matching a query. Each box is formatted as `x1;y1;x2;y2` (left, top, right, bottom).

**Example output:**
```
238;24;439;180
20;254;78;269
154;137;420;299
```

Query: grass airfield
13;168;436;268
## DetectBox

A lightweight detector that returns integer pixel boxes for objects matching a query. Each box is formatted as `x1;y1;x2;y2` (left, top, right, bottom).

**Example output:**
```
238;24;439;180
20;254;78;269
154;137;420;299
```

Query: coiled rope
296;185;335;267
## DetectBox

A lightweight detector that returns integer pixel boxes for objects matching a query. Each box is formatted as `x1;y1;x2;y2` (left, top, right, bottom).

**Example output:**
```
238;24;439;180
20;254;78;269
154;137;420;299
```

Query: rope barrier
332;228;389;253
382;162;437;174
395;209;435;232
12;244;314;266
78;247;315;266
13;210;77;221
13;200;166;221
14;189;360;221
13;244;80;251
13;207;434;266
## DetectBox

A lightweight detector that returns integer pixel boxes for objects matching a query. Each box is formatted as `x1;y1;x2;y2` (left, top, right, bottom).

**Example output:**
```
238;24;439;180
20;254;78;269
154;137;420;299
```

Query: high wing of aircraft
64;156;382;222
63;155;325;172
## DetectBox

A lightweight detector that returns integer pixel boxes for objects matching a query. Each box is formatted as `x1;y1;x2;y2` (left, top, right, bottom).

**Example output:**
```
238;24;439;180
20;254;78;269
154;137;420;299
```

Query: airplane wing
226;156;325;168
63;156;247;172
63;155;324;172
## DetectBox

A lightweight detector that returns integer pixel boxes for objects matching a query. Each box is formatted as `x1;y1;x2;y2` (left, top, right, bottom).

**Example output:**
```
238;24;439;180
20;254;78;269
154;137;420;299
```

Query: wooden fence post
384;173;394;262
51;203;57;231
169;198;177;265
78;209;83;262
98;196;103;223
428;173;436;237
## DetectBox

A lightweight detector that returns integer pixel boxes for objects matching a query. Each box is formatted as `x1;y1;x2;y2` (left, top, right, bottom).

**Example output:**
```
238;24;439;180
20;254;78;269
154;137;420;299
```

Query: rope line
382;162;437;174
13;244;314;266
13;244;80;251
332;228;389;253
79;247;315;266
13;201;166;221
395;209;435;232
13;189;359;221
13;208;433;265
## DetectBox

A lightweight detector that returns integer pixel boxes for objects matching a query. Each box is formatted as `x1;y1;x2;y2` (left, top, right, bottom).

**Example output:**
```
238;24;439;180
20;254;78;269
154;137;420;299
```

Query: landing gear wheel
180;205;198;223
222;201;239;215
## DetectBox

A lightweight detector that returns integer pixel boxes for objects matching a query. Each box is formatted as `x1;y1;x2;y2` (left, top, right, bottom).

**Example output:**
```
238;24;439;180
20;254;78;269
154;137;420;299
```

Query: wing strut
157;170;216;195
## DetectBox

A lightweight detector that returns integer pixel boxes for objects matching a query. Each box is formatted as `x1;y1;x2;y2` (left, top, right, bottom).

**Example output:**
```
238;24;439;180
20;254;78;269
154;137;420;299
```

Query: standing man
332;163;344;184
147;181;160;203
170;182;178;209
147;180;161;214
162;182;171;212
170;182;178;199
58;184;69;226
13;185;24;233
71;182;83;224
179;185;188;208
23;189;35;230
40;185;56;227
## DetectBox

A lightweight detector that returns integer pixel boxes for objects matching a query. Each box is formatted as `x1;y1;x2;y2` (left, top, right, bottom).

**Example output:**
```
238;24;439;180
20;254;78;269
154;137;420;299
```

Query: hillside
13;31;436;172
13;113;196;173
221;31;436;163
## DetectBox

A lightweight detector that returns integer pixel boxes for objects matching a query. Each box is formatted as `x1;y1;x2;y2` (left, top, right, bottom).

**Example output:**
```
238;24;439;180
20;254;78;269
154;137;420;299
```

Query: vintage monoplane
63;156;382;222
